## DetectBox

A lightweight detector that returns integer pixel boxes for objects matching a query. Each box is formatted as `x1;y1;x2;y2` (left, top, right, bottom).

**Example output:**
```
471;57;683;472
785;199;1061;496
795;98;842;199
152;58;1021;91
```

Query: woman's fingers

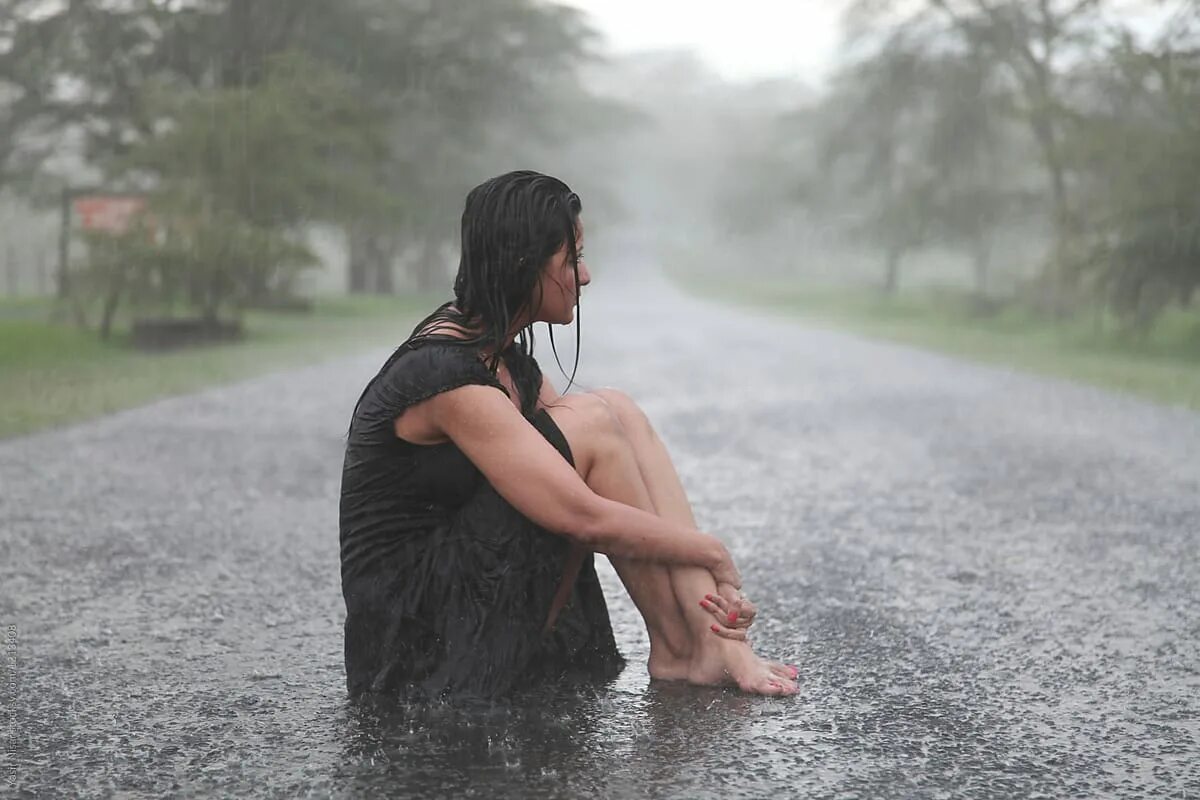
699;596;738;629
703;592;733;617
705;590;757;629
715;583;744;625
701;593;750;640
736;598;758;628
708;623;748;642
701;592;744;628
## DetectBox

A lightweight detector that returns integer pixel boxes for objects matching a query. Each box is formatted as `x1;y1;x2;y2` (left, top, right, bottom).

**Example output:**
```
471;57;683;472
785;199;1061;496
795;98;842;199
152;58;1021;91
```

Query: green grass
678;277;1200;412
0;294;438;439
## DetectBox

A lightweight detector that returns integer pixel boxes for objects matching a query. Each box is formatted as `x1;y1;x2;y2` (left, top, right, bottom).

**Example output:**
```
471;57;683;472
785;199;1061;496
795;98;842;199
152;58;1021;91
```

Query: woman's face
532;221;589;325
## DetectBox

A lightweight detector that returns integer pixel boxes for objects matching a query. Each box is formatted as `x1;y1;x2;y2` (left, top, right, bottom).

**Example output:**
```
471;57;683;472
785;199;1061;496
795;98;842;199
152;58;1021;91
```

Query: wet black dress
339;338;625;700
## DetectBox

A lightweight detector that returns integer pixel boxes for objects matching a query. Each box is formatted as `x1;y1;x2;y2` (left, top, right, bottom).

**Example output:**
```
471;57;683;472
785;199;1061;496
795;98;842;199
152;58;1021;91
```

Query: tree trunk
371;235;395;294
245;260;269;304
201;274;221;325
972;236;992;296
883;247;902;295
223;0;253;88
1030;111;1073;317
348;227;397;294
346;226;371;294
58;188;71;299
98;278;124;341
413;236;450;294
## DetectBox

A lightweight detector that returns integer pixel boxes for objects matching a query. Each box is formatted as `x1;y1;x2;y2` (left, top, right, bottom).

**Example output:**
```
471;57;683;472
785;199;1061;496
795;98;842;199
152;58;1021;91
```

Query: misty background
1;0;1198;428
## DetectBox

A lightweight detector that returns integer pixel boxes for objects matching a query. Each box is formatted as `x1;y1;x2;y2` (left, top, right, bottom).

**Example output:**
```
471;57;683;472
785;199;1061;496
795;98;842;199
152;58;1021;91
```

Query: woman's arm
426;384;740;586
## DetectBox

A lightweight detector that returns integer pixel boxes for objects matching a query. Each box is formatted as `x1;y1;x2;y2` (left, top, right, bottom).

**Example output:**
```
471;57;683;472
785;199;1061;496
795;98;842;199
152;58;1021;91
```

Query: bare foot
686;639;798;696
767;661;800;682
647;648;691;682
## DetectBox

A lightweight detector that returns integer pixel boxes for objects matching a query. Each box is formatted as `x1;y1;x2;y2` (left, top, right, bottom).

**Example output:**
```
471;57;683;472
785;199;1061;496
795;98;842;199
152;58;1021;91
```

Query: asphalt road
2;269;1198;798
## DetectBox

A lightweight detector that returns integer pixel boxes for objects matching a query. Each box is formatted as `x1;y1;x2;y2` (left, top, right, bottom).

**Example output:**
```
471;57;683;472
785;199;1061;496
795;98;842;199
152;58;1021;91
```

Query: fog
2;1;1195;313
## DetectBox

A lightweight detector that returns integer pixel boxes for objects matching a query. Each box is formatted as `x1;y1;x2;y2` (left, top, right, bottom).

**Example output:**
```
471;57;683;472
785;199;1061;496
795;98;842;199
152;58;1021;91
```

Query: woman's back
338;335;623;699
340;341;507;582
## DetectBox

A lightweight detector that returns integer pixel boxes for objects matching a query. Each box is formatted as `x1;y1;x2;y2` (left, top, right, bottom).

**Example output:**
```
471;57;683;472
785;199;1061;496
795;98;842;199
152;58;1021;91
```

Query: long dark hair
353;170;584;418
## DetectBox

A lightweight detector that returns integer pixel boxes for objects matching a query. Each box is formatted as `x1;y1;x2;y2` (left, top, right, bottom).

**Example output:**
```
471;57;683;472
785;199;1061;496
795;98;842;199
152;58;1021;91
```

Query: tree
811;34;937;294
845;0;1111;309
0;0;617;300
1068;27;1200;332
921;48;1022;297
316;0;606;294
0;1;191;186
73;52;386;334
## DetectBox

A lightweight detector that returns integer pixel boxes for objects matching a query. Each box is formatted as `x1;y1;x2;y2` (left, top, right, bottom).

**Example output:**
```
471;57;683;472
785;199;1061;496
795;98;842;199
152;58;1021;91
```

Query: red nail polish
710;624;719;633
698;600;707;609
727;612;737;624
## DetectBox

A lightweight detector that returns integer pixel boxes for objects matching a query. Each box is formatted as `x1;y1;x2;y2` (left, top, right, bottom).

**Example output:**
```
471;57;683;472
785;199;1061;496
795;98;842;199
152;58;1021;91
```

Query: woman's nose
578;261;591;286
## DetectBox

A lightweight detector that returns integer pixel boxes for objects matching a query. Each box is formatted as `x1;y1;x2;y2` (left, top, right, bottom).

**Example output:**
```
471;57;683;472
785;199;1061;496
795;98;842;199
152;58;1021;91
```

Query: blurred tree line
0;0;619;338
771;0;1199;335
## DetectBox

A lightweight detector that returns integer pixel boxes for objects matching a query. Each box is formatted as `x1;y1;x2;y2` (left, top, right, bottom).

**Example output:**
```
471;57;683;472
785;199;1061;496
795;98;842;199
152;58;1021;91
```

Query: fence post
38;250;48;296
5;244;15;297
58;187;71;298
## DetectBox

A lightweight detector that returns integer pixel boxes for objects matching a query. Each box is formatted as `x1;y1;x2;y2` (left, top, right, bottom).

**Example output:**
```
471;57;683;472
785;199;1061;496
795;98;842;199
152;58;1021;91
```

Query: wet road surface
2;269;1198;798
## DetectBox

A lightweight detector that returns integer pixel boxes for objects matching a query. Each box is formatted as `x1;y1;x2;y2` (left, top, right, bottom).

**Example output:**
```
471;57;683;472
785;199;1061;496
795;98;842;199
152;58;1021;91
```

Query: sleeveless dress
339;338;625;700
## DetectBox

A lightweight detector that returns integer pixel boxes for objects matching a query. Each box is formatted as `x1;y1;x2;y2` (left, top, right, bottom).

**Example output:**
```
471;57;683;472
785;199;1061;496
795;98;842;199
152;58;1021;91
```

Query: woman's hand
700;585;758;642
710;545;741;589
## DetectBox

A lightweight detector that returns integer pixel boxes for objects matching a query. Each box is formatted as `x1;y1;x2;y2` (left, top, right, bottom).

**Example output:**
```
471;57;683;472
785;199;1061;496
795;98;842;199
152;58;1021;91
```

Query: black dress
339;338;625;700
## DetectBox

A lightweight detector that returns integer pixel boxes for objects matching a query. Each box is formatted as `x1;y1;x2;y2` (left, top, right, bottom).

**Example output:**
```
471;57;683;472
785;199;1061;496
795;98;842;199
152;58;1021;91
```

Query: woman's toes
737;669;797;696
767;661;798;681
773;676;798;694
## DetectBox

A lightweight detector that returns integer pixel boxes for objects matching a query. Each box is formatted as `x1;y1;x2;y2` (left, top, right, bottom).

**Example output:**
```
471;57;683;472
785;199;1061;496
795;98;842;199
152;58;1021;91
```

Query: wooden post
58;187;71;298
37;250;48;295
5;244;15;296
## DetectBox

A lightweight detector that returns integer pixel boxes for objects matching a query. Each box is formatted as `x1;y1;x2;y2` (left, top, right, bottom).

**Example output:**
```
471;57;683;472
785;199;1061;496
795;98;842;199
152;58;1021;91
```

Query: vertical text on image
2;623;17;786
2;623;16;697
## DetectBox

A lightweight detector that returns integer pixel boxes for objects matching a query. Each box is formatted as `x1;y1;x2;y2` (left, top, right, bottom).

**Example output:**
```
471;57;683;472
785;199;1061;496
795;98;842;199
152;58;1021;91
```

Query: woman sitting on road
339;170;798;699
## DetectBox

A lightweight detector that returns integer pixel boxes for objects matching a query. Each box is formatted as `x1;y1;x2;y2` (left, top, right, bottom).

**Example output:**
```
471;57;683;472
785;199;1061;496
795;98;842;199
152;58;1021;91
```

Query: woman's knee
543;393;627;452
589;388;653;440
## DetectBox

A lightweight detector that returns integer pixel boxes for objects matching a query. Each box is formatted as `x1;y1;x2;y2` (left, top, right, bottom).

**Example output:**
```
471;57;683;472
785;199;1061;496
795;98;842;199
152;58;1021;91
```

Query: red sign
73;195;147;234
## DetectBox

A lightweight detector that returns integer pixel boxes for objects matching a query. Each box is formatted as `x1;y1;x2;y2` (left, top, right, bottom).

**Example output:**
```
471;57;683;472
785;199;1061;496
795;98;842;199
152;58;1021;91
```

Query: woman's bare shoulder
394;381;512;446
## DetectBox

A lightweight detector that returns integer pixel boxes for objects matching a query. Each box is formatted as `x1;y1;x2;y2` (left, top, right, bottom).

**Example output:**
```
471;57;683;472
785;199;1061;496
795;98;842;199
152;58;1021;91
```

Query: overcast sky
559;1;845;84
559;1;1177;85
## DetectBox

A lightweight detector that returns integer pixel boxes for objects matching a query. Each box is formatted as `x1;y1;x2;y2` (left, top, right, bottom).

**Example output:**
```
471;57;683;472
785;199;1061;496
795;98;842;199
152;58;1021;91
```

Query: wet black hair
418;169;583;374
351;170;584;421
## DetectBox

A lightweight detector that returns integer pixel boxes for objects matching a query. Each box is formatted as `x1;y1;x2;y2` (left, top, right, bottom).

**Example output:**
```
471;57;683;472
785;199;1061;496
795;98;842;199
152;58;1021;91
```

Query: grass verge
678;276;1200;412
0;294;437;439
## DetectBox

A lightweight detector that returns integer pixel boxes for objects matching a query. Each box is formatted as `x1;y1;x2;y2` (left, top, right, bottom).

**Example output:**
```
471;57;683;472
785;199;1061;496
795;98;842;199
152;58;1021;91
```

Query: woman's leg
542;394;695;670
589;389;798;684
542;394;796;695
588;389;698;527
